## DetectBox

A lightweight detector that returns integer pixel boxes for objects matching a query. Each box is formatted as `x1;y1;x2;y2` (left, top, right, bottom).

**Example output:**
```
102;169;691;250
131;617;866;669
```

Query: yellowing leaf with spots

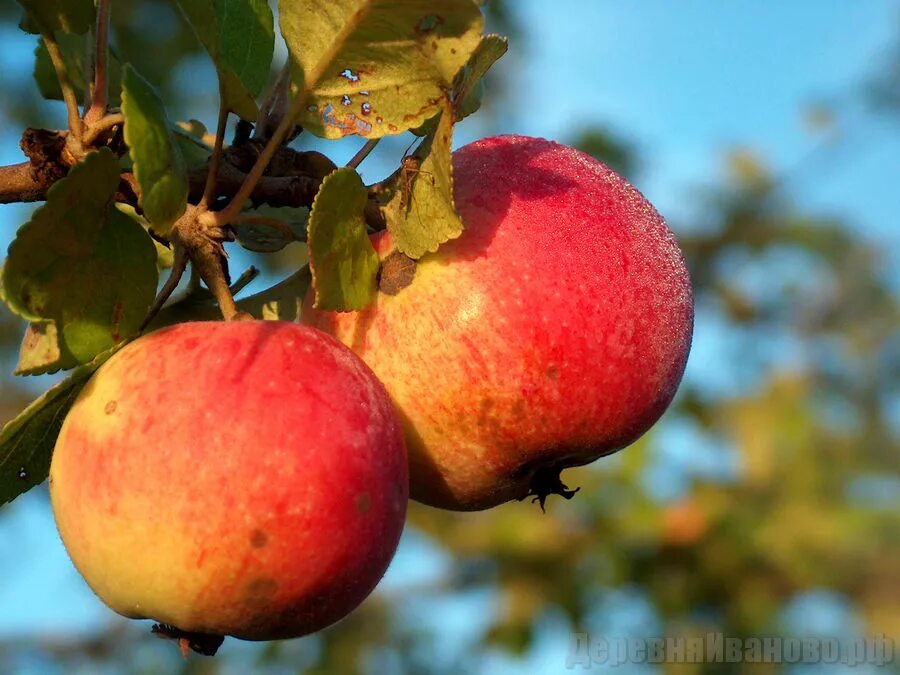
280;0;483;138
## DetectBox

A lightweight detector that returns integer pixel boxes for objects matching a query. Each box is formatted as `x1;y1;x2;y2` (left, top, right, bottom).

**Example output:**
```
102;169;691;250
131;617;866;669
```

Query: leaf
121;65;188;233
381;101;463;258
1;149;159;365
15;320;79;376
0;346;118;507
17;0;94;35
280;0;483;139
308;168;379;311
173;0;275;120
452;33;507;120
152;266;311;326
33;35;123;104
173;120;213;170
234;207;309;253
248;267;312;321
114;204;175;269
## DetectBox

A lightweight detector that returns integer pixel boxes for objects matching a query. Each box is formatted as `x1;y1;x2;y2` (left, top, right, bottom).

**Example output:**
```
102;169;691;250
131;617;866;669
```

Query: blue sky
0;1;898;669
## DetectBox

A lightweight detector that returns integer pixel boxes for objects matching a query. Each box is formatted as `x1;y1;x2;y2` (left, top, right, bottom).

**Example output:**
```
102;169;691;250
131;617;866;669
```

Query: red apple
49;321;408;646
303;135;693;511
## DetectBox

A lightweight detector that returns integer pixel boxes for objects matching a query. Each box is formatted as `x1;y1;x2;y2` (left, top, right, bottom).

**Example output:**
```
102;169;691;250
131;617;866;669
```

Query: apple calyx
522;466;581;513
151;623;225;657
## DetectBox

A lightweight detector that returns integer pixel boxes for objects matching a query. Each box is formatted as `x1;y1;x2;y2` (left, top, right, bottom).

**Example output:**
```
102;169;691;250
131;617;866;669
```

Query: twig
255;61;292;140
83;113;124;146
229;266;260;295
41;33;84;140
84;0;111;125
213;14;363;226
139;244;189;332
347;139;380;169
201;84;230;208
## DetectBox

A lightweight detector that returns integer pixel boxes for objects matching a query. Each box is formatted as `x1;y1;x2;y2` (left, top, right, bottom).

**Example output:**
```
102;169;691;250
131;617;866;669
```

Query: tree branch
0;129;322;210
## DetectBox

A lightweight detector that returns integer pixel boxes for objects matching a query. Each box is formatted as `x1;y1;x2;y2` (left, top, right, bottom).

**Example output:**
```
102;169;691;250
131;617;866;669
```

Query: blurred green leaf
234;206;309;253
33;34;123;105
17;0;94;35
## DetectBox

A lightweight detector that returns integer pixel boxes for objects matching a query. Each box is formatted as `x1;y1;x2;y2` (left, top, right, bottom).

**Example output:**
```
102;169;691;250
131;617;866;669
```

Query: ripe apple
49;321;408;647
302;135;693;511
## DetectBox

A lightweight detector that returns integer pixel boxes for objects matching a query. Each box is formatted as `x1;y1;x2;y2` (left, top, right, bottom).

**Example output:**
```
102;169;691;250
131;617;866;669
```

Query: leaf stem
83;113;124;146
201;84;230;208
214;12;368;227
139;244;188;333
347;139;380;169
229;266;260;295
42;32;84;140
84;0;111;125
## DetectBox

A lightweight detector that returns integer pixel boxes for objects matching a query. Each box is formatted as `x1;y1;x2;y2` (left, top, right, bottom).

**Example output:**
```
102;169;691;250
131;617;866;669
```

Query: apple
49;321;408;647
302;135;693;511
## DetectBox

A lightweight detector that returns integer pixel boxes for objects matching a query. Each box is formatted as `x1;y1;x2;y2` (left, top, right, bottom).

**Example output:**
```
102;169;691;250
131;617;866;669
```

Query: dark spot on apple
356;493;372;514
104;400;117;414
378;251;417;295
512;399;526;416
546;364;560;380
250;529;268;548
477;397;494;425
245;577;278;602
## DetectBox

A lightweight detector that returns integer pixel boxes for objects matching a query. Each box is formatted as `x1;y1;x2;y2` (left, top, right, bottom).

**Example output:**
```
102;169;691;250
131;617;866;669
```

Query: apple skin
49;321;408;641
302;135;693;511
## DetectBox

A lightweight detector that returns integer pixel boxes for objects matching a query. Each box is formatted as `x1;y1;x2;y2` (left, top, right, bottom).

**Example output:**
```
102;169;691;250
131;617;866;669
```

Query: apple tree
0;1;896;671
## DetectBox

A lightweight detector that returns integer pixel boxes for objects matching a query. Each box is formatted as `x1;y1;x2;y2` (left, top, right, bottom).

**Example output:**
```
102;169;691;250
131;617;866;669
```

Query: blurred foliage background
0;1;898;673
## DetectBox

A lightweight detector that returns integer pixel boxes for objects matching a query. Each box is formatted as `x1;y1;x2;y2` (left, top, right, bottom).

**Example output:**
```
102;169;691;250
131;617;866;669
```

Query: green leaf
0;346;118;507
234;207;309;253
33;35;123;104
173;120;213;170
15;320;79;376
452;33;507;120
381;102;463;258
173;0;275;120
121;65;188;233
152;266;311;326
113;204;175;269
1;149;159;365
308;168;379;311
280;0;483;139
17;0;94;34
241;266;311;321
